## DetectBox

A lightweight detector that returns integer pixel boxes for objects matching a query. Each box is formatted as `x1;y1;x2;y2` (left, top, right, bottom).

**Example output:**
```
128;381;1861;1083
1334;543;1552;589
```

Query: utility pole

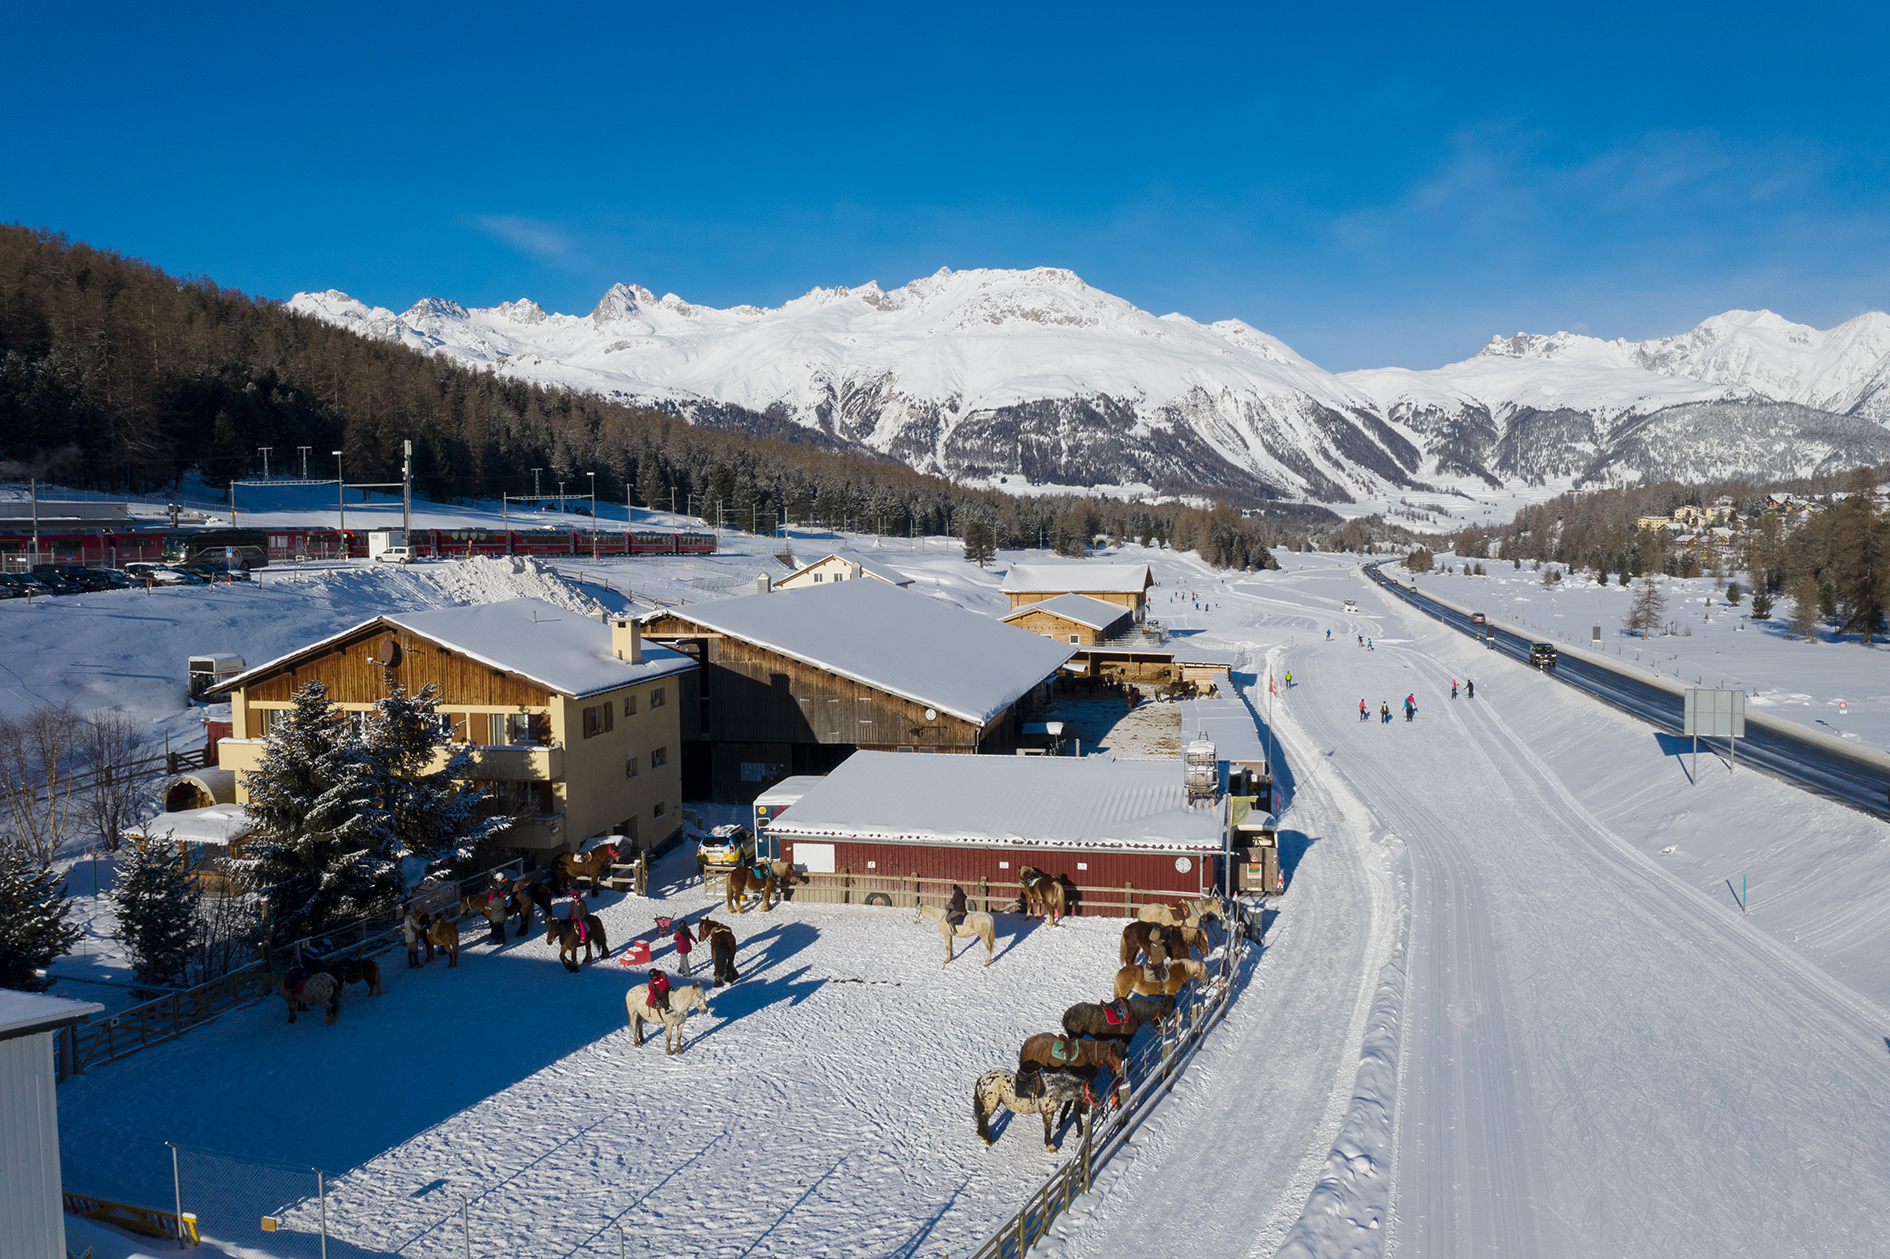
402;440;412;539
332;451;345;534
586;472;596;560
258;446;272;480
30;477;39;568
532;468;542;498
558;481;566;516
297;446;311;479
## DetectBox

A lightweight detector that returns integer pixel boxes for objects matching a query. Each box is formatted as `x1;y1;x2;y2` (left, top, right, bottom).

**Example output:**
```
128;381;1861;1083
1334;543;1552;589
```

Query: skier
1367;638;1374;651
1284;670;1293;688
1380;700;1391;724
1451;679;1459;699
1358;699;1368;722
1357;634;1363;646
1466;678;1475;699
1326;629;1332;641
1404;693;1417;722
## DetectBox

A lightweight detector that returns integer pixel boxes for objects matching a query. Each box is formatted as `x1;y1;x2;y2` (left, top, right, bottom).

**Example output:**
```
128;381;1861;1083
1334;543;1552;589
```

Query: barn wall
0;1031;67;1259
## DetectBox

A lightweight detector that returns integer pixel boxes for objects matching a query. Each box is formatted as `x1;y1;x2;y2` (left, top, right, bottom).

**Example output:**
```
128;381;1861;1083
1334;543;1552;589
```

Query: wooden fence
956;923;1249;1259
54;858;524;1082
748;869;1205;919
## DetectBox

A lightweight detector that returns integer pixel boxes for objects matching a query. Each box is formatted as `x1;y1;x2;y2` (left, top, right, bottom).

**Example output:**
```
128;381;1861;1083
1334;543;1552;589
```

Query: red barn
769;751;1226;917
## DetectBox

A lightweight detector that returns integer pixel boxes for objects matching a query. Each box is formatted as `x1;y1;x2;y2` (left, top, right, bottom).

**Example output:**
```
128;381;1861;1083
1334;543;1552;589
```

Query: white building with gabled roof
775;552;914;590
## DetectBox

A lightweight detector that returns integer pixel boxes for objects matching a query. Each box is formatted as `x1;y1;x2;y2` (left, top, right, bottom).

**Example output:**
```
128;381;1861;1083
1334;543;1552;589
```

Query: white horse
973;1068;1090;1151
914;903;997;967
625;983;711;1055
280;971;341;1025
1136;891;1225;929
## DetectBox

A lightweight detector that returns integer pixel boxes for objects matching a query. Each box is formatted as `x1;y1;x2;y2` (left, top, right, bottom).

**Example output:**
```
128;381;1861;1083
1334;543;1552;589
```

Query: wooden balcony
445;743;563;781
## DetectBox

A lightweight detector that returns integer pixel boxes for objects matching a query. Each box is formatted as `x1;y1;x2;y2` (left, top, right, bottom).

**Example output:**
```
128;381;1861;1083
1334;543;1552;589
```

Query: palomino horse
426;918;461;968
1136;891;1225;929
695;918;739;987
1061;995;1175;1043
280;970;341;1024
1112;957;1207;1000
913;903;997;966
545;914;610;971
1016;866;1066;925
625;982;711;1054
973;1068;1090;1151
556;843;620;898
725;859;801;913
1018;1033;1125;1089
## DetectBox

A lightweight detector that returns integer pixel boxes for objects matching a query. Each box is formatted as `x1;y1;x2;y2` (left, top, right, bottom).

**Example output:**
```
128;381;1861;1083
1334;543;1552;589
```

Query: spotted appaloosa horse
972;1068;1090;1151
279;970;341;1024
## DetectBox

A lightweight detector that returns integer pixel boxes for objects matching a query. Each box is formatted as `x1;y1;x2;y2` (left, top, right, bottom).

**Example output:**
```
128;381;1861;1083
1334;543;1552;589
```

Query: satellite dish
924;708;937;721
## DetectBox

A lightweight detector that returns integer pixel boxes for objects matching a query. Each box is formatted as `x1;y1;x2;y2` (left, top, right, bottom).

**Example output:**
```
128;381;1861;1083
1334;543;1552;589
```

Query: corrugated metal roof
642;581;1074;726
1000;593;1133;631
1000;563;1153;595
1179;696;1270;766
770;751;1224;852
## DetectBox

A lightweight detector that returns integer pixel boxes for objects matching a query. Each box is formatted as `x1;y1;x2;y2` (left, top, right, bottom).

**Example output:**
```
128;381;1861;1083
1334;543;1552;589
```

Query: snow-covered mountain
288;274;1890;502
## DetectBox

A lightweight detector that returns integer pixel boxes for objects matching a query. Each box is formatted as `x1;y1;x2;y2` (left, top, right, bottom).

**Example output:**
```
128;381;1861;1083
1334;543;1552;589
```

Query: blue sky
6;2;1886;370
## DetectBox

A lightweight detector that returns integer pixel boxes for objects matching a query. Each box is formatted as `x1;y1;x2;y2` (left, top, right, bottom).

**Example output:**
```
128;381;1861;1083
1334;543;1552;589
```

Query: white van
1343;599;1358;613
374;546;414;564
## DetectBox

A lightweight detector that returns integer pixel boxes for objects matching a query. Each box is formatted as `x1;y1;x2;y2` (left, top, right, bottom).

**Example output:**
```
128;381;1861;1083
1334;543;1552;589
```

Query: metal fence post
169;1142;183;1250
461;1193;471;1259
317;1169;328;1259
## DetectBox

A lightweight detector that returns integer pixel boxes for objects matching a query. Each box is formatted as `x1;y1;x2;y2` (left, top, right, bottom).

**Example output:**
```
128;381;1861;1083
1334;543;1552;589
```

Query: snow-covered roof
770;751;1225;852
213;598;696;700
1180;696;1270;767
1000;593;1132;631
0;990;103;1040
779;552;914;587
129;802;253;848
1171;645;1241;667
643;580;1074;726
1000;563;1153;595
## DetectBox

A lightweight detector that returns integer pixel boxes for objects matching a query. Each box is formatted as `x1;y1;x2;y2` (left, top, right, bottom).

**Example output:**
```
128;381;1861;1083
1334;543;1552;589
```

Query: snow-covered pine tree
232;681;400;945
112;833;198;991
0;842;82;991
362;674;509;874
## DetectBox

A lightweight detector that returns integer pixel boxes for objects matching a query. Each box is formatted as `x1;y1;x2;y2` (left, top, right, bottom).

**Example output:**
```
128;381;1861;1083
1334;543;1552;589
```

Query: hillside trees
1831;469;1888;643
112;834;196;991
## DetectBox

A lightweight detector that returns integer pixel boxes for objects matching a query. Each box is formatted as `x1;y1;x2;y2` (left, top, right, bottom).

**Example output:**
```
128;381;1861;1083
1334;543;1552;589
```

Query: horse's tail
593;918;609;958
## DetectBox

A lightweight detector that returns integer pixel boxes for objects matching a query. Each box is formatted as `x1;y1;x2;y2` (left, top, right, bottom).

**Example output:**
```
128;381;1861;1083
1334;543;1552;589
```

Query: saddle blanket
1102;1000;1130;1026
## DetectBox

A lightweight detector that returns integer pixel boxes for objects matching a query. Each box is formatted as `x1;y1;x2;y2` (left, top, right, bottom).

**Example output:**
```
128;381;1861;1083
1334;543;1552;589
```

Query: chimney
612;617;642;664
757;573;772;594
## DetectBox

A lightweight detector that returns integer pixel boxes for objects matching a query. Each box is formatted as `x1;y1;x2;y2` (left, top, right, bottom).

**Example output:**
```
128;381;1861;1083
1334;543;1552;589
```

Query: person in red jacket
648;968;671;1013
672;923;694;977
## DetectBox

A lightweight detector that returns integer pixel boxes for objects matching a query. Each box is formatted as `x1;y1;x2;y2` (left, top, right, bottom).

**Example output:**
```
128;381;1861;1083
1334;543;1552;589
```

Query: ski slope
1277;562;1890;1255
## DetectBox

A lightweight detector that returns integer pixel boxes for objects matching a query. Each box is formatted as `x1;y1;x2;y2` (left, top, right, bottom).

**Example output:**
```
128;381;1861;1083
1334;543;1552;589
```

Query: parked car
0;574;29;598
1530;642;1558;670
125;562;191;585
180;562;249;583
90;568;139;589
696;823;756;880
26;568;85;595
2;572;54;597
34;564;112;593
374;546;414;564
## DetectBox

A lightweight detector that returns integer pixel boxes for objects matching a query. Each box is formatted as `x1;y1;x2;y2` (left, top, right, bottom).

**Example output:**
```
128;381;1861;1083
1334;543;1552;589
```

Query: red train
0;525;717;568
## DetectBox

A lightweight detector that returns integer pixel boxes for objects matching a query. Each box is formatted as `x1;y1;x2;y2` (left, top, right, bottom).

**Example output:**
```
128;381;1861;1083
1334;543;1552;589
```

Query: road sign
1684;688;1746;779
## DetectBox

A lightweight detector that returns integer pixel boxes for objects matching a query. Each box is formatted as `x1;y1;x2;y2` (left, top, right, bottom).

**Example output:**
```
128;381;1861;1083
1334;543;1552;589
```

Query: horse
1119;920;1172;966
459;891;509;945
279;970;341;1024
1113;957;1207;1000
1018;1032;1125;1087
327;955;381;997
695;918;739;987
1016;865;1066;926
1062;995;1176;1043
625;982;711;1054
913;903;996;966
556;842;620;898
426;917;461;968
508;879;556;937
725;858;801;913
1136;891;1225;929
546;914;610;972
972;1068;1090;1152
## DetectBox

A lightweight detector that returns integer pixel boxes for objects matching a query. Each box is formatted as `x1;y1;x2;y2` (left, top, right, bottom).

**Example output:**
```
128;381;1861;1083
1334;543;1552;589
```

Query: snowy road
1287;569;1890;1256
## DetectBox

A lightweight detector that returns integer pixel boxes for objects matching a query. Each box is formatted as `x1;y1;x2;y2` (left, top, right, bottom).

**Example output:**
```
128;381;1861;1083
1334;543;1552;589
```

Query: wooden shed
768;751;1226;916
1000;562;1154;615
999;593;1133;646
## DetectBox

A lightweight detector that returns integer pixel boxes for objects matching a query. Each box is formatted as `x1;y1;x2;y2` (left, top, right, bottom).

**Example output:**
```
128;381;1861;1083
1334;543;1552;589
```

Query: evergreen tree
0;843;81;991
1627;573;1667;636
1749;585;1773;619
1832;470;1888;644
232;682;400;945
636;455;668;516
362;675;509;873
963;519;997;568
112;834;197;991
1789;575;1822;642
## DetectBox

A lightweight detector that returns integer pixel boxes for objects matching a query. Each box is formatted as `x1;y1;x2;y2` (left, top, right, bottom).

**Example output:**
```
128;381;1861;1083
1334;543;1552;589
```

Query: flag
1268;673;1277;697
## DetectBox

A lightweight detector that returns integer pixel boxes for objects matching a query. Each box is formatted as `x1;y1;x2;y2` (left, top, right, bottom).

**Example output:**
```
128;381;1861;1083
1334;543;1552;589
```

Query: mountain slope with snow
289;276;1890;502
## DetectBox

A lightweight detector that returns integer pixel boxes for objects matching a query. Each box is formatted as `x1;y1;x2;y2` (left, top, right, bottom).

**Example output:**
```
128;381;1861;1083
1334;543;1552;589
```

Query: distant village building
1000;563;1154;617
212;598;695;853
638;580;1075;801
774;552;914;591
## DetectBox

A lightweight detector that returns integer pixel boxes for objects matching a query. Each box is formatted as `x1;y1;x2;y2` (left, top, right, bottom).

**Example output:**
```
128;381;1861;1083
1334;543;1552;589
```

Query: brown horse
546;914;610;971
280;970;341;1024
1112;957;1206;1000
426;918;461;968
695;917;739;986
1062;995;1176;1043
1016;865;1067;926
327;956;382;997
460;891;509;945
724;859;802;913
1018;1032;1125;1083
1119;920;1173;966
556;842;620;898
507;876;556;937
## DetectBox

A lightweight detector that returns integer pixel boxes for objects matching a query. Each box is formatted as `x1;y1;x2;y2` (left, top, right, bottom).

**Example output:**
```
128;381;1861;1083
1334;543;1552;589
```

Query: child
672;922;694;976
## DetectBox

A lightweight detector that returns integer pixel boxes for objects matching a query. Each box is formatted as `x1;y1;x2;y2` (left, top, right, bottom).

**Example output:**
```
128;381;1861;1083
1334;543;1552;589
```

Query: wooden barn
639;580;1076;802
774;552;914;591
1000;562;1153;616
999;593;1133;645
767;751;1226;916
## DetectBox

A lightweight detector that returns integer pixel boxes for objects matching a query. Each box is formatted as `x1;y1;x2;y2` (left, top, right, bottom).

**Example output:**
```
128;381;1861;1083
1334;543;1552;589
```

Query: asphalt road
1364;564;1890;818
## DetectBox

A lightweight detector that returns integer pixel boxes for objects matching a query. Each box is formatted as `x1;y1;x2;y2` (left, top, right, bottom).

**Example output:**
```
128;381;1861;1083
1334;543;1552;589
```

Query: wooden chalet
637;579;1076;801
209;598;696;853
774;552;914;590
999;592;1132;645
1000;562;1154;615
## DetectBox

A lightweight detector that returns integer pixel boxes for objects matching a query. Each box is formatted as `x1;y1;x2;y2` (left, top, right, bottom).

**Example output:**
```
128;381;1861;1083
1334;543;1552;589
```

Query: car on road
1530;642;1557;670
1471;612;1487;626
696;823;756;879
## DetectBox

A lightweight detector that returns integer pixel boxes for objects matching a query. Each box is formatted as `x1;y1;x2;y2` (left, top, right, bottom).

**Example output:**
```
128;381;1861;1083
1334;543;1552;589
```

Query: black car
0;574;28;599
27;568;86;595
2;572;54;597
1529;642;1558;670
34;564;112;593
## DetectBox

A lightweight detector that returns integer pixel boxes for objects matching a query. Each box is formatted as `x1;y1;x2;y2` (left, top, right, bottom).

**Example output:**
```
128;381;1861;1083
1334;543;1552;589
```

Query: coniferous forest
0;224;1302;568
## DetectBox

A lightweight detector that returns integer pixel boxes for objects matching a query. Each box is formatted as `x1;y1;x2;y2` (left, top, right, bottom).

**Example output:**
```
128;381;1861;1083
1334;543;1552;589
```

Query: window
252;708;274;737
653;801;666;819
625;754;639;779
503;713;535;745
650;746;667;768
813;573;823;582
583;703;615;739
1069;634;1080;644
623;692;637;717
650;687;666;708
